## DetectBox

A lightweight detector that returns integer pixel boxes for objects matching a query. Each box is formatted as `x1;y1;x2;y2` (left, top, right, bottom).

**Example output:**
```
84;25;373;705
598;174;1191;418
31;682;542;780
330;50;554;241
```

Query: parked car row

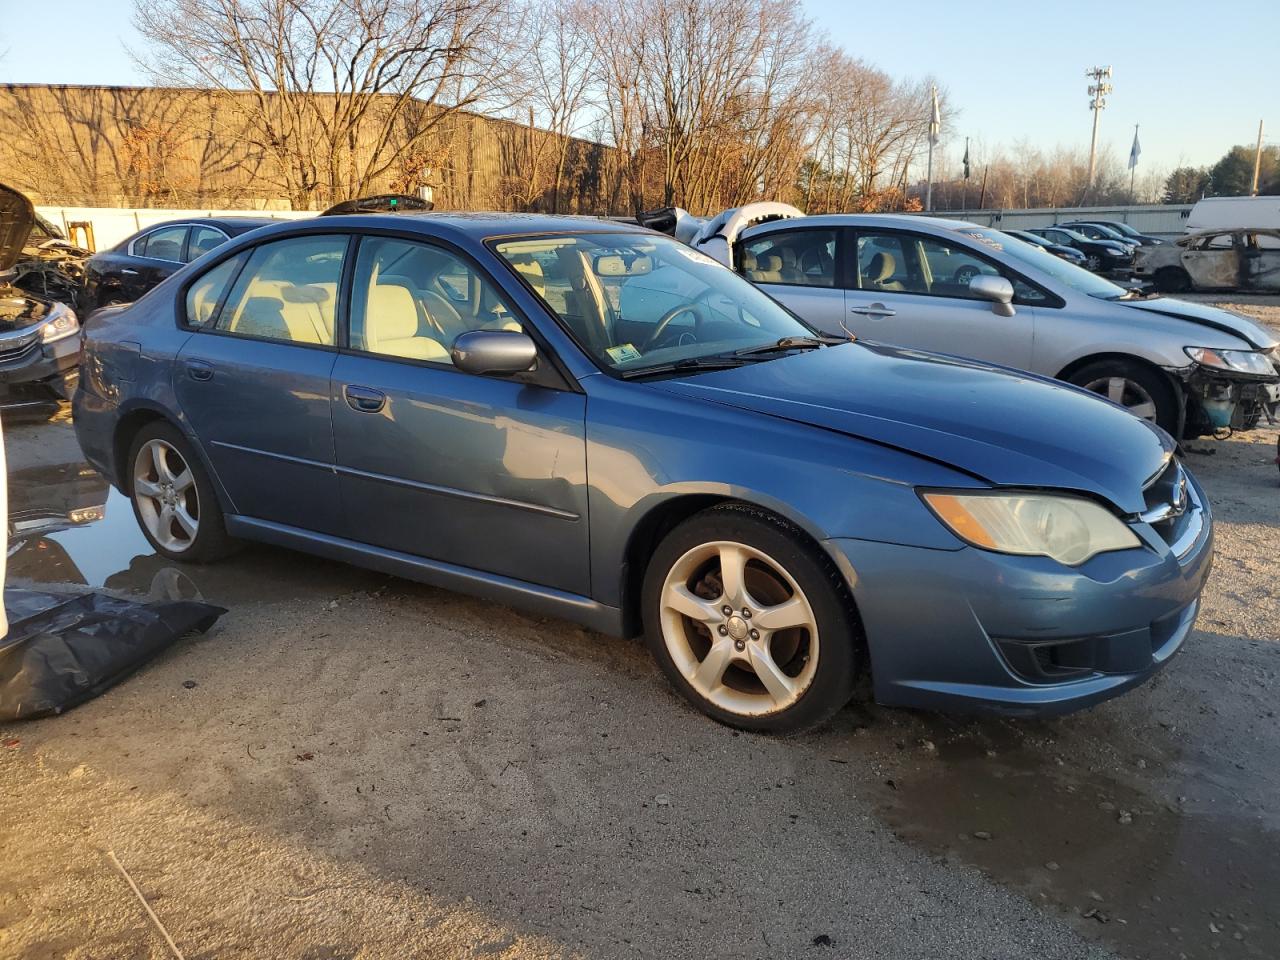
74;210;1217;732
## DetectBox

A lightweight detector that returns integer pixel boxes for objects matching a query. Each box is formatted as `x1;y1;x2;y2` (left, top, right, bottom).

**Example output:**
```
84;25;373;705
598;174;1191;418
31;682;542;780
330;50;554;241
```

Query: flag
1129;127;1141;169
929;87;940;146
962;139;971;179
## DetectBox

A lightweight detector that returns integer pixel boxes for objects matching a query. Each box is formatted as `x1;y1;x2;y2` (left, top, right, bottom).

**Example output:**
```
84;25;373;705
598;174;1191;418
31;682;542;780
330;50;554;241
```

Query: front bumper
0;331;80;403
826;472;1213;716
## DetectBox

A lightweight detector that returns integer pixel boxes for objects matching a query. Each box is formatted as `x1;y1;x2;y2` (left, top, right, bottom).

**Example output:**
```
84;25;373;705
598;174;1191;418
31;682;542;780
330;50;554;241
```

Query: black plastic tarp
0;589;225;721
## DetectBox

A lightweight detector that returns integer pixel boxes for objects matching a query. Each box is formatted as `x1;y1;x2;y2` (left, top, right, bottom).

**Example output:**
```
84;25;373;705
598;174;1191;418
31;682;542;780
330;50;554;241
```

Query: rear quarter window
184;253;248;328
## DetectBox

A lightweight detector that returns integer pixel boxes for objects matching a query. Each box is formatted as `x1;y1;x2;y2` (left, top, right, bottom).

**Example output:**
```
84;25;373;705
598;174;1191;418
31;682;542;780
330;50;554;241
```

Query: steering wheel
643;303;707;350
952;265;982;285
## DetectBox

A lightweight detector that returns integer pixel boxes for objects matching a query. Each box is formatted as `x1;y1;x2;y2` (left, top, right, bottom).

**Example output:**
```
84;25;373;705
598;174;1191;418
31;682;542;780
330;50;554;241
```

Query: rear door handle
121;268;139;276
849;304;896;317
343;384;386;413
185;359;214;382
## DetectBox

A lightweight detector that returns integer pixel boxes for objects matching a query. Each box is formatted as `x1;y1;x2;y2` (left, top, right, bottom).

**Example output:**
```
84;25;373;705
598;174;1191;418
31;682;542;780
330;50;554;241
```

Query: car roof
230;211;653;245
131;215;282;236
744;213;980;233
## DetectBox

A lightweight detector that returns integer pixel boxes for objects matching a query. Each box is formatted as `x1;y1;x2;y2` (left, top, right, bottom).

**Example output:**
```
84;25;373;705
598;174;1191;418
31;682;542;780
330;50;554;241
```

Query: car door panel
331;356;589;593
172;233;348;534
841;230;1036;370
330;233;590;594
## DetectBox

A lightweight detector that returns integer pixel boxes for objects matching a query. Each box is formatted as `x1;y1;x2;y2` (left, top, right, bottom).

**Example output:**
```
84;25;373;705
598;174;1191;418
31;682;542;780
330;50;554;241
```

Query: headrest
510;256;546;295
740;251;758;270
867;251;895;281
281;283;330;304
759;255;782;272
779;248;797;267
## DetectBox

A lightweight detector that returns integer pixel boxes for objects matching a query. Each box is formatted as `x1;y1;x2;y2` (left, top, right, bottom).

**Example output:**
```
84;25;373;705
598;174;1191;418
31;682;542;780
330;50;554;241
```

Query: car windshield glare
492;233;816;373
958;228;1126;299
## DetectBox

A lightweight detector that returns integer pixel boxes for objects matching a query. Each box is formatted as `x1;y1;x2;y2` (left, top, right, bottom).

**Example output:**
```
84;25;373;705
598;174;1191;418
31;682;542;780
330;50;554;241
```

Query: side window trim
132;224;191;263
185;225;231;263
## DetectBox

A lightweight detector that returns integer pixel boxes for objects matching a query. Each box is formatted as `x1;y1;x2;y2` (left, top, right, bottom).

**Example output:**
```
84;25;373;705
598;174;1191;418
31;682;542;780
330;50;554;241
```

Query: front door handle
849;303;896;318
185;359;214;382
121;268;139;276
343;384;386;413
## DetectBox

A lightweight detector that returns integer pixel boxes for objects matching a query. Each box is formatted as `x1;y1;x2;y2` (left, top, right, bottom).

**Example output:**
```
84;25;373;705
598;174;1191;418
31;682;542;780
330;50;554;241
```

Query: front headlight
922;491;1140;565
39;303;80;344
1184;346;1275;377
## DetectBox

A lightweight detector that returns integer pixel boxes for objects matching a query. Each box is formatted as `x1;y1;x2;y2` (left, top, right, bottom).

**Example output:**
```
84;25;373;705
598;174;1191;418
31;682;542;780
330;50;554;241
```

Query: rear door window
740;230;837;287
214;235;347;346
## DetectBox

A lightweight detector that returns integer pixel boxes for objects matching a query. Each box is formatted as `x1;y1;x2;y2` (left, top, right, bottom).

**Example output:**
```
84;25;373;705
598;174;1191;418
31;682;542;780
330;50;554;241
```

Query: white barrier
34;205;313;252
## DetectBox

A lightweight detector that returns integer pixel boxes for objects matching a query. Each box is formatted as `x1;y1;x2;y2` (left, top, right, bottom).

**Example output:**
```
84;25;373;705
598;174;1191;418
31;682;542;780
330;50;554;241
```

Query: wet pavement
4;412;1280;959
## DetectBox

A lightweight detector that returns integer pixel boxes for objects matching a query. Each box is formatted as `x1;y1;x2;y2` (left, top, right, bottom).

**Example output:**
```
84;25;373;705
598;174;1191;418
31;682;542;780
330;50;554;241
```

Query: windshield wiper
618;355;756;380
733;335;845;357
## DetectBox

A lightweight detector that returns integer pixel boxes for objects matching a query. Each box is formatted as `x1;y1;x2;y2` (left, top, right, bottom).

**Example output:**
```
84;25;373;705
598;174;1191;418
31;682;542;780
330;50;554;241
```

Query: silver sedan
728;213;1279;438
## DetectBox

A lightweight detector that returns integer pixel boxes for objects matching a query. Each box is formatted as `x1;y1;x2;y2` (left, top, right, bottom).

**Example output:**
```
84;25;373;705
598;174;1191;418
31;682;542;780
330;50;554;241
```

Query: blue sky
1;0;1274;175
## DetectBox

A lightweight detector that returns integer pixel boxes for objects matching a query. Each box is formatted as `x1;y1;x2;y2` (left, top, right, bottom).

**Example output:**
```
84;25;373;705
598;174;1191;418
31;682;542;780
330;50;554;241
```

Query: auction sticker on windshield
606;343;643;364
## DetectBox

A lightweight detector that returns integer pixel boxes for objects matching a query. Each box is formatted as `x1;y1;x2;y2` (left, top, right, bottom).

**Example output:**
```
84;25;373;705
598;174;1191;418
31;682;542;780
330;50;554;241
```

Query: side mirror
450;330;538;376
968;275;1016;317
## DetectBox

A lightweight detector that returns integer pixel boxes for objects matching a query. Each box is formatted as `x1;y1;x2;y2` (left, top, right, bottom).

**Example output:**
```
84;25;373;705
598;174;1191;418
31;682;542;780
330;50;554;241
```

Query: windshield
493;233;816;374
953;227;1126;299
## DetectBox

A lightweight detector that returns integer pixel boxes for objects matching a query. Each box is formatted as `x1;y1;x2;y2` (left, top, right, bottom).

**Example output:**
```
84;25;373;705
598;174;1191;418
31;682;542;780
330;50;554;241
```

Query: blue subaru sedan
72;213;1212;731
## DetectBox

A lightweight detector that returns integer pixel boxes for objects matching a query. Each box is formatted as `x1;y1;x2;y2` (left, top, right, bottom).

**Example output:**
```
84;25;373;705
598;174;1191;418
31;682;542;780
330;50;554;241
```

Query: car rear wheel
1085;254;1102;271
1153;266;1192;293
642;504;859;732
127;422;237;562
1069;359;1180;436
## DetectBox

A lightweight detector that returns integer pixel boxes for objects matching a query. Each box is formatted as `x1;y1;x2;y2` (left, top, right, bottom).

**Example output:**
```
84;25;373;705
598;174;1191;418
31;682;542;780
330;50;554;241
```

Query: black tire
126;421;238;563
1067;359;1181;437
1153;266;1191;293
642;503;860;733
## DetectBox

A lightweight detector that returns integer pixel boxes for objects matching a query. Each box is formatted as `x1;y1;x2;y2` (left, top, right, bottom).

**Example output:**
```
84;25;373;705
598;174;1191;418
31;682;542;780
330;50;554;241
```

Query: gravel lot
1;298;1278;960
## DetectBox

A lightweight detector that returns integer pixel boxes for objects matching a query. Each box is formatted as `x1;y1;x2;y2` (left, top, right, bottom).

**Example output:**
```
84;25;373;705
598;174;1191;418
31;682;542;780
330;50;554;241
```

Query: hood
1121;297;1278;350
653;343;1172;515
0;183;36;274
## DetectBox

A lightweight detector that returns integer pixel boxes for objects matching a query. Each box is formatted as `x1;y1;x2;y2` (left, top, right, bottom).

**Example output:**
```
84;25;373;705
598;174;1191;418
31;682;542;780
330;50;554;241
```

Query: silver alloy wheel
132;438;200;553
1085;255;1102;271
1083;375;1159;422
659;540;819;717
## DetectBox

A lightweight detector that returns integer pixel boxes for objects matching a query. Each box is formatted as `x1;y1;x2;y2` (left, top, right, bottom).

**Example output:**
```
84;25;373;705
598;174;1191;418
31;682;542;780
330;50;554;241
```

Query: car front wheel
1069;359;1180;436
127;422;237;562
642;504;860;732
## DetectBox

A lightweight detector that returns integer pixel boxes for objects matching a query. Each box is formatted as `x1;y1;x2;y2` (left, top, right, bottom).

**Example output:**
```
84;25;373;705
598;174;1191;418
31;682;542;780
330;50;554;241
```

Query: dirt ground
1;298;1278;960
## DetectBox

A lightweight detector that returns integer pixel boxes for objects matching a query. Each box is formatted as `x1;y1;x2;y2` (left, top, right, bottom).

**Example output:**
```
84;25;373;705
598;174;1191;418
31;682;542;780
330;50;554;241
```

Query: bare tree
132;0;522;208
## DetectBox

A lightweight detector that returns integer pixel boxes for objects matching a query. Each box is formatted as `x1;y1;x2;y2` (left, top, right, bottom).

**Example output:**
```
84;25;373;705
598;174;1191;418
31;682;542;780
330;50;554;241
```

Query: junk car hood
0;183;36;273
1119;297;1278;350
652;343;1172;514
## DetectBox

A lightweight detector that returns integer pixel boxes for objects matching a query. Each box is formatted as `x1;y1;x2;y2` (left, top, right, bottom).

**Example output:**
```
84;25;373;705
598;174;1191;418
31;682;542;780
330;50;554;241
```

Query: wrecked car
0;184;82;408
700;208;1277;438
76;213;1212;729
12;210;89;305
1133;228;1280;294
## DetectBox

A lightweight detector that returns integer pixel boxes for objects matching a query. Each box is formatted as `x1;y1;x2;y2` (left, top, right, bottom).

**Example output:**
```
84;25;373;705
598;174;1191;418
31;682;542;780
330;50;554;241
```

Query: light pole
1085;65;1113;200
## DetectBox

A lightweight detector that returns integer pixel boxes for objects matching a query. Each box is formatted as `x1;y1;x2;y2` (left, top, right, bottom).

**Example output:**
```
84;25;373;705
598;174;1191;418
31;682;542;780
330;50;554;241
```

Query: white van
1187;197;1280;247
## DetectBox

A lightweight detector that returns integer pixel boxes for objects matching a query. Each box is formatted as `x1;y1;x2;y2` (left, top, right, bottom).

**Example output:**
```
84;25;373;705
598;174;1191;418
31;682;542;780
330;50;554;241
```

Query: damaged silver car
1133;228;1280;294
669;206;1279;440
0;184;82;408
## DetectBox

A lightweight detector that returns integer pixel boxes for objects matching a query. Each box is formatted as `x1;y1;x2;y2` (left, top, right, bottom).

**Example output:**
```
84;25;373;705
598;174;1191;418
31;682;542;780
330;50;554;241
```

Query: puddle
5;434;384;604
876;720;1280;959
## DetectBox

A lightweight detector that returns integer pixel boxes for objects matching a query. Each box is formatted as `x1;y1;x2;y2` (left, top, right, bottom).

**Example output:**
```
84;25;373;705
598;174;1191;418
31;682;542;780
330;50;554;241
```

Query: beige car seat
364;283;449;361
864;251;905;292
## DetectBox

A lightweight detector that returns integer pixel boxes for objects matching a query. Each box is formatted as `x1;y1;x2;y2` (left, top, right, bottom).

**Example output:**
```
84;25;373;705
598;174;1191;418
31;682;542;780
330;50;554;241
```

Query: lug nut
749;630;759;640
734;640;746;651
741;608;751;619
717;625;728;636
722;605;733;616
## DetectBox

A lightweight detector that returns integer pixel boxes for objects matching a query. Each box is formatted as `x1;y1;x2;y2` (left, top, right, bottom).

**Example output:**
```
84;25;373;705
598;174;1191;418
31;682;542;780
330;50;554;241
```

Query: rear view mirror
968;275;1016;317
451;330;537;376
594;253;653;277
